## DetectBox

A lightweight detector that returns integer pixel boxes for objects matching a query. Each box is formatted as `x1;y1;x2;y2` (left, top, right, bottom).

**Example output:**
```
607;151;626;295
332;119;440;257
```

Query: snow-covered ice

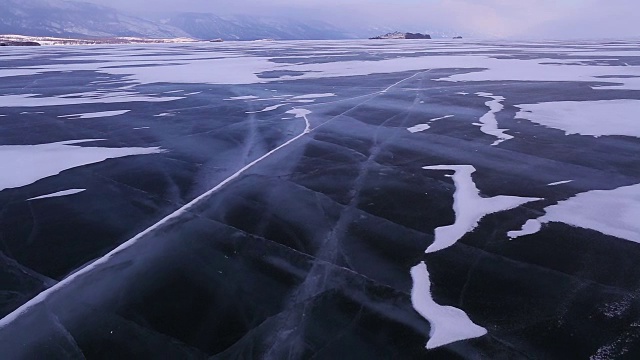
475;92;513;146
411;261;488;349
0;140;164;192
424;165;541;253
407;115;454;133
27;189;86;201
509;183;640;243
548;180;573;186
408;124;431;133
59;110;130;119
246;104;288;114
0;92;181;108
225;95;259;100
515;100;640;138
291;93;336;100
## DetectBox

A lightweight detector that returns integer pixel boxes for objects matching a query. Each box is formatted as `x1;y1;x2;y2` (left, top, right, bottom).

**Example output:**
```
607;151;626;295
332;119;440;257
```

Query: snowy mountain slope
0;0;356;40
0;0;189;38
164;13;354;40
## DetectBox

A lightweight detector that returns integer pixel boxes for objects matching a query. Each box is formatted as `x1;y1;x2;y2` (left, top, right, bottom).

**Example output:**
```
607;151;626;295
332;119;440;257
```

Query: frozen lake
1;39;640;358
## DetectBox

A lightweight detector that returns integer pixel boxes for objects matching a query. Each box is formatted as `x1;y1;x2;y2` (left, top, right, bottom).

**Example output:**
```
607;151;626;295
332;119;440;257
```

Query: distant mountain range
0;0;461;41
164;13;351;41
0;0;355;40
0;0;190;38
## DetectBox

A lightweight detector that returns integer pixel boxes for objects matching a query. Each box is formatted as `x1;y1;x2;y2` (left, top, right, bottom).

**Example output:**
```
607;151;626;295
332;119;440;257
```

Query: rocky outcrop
405;32;432;39
370;31;431;40
0;41;40;46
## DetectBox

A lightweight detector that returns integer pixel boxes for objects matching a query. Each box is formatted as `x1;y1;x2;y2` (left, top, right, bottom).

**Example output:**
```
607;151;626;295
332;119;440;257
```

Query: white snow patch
475;92;514;146
59;110;130;119
507;219;542;239
0;92;181;108
0;140;164;192
515;100;640;138
292;93;336;100
408;124;431;133
424;165;541;253
548;180;573;186
510;183;640;243
411;262;487;349
246;104;287;114
27;189;86;201
407;115;454;133
286;108;312;118
225;95;259;100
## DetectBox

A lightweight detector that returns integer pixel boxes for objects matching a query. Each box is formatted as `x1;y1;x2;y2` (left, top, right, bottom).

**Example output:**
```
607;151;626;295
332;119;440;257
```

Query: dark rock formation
405;32;431;39
370;31;431;40
0;41;41;46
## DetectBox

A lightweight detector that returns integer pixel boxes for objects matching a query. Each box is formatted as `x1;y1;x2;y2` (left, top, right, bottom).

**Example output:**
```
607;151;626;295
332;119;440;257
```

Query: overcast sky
84;0;639;39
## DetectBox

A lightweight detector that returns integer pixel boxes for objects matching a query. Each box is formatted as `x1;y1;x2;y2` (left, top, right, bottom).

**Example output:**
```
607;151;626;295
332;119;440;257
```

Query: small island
370;31;432;40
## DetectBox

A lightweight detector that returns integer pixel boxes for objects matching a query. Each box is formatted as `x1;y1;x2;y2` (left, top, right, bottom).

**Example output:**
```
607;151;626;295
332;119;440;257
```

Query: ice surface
4;42;640;91
475;92;513;146
59;110;130;119
424;165;541;253
411;261;487;349
0;140;164;192
0;106;312;329
27;189;86;201
510;183;640;243
515;100;640;138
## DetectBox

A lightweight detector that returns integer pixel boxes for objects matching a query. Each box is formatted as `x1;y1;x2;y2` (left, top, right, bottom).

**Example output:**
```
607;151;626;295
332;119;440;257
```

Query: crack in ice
0;107;312;329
